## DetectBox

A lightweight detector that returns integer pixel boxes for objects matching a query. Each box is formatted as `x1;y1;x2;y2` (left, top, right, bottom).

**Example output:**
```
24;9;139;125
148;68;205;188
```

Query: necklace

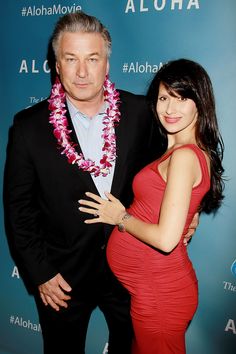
48;76;121;177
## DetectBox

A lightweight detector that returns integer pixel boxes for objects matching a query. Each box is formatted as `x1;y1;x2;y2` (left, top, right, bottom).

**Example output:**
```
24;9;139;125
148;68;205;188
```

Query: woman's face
156;83;198;135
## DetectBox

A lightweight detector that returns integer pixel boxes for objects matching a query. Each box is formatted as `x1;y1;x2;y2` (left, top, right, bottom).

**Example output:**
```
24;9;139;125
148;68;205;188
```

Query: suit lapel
110;96;129;197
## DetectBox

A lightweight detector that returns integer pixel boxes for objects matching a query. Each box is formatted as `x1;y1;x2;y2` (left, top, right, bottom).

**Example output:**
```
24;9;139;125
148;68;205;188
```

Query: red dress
107;144;210;354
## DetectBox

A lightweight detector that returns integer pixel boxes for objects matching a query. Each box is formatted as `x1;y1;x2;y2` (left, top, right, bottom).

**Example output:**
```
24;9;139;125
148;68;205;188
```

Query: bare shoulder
168;145;205;186
170;145;200;165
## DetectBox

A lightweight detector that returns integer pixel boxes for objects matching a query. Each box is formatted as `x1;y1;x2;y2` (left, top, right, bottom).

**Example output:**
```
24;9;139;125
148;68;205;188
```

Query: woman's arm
79;148;201;252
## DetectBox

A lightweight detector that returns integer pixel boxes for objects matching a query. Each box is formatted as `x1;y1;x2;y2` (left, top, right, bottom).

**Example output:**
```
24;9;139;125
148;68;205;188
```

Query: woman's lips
164;116;181;124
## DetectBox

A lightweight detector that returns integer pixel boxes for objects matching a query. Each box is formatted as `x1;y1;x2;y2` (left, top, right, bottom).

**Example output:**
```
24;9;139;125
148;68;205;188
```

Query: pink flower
67;153;78;164
48;76;120;177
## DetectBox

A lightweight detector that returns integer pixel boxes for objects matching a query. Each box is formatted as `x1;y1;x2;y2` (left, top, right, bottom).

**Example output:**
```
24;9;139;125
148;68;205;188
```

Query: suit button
101;244;106;250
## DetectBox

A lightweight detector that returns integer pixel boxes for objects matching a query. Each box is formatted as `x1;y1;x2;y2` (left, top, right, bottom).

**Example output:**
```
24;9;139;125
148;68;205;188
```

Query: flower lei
48;76;121;177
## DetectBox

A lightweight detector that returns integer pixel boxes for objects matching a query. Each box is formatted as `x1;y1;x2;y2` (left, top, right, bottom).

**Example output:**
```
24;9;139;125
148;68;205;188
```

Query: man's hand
38;273;72;311
183;212;199;246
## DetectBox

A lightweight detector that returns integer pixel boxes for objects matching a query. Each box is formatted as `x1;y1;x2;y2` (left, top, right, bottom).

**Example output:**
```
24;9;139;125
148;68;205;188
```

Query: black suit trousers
35;278;133;354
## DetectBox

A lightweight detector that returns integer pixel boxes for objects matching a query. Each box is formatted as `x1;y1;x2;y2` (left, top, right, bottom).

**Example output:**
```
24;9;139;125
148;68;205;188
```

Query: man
4;11;195;354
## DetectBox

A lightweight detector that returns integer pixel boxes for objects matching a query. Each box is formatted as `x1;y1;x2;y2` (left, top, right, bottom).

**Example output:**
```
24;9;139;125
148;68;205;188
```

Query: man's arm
3;115;57;286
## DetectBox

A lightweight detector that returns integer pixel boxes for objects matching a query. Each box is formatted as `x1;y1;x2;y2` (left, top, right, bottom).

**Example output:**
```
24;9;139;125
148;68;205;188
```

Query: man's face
56;31;109;109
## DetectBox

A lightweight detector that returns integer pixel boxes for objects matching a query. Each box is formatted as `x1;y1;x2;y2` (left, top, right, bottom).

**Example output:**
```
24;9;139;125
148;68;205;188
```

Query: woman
79;59;224;353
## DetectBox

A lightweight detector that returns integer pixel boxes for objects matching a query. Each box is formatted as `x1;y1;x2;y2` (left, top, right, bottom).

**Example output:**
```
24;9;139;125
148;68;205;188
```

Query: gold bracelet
117;212;131;232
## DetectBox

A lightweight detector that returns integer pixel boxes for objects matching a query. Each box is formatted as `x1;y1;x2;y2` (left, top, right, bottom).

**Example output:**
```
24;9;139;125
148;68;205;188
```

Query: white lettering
223;281;236;292
61;6;69;15
22;320;28;328
14;317;21;325
152;64;161;72
19;59;51;74
103;342;109;354
11;266;20;278
154;0;166;11
128;62;135;73
171;0;183;10
26;7;33;16
125;61;163;73
11;316;41;331
187;0;199;10
52;4;61;14
32;59;39;73
125;0;200;13
139;64;145;73
125;0;135;13
43;60;50;73
19;60;28;73
39;6;46;16
23;4;82;17
225;319;236;334
140;0;148;12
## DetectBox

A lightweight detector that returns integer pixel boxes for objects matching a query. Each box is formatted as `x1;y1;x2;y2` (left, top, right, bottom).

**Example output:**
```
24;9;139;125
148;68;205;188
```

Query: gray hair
51;11;112;58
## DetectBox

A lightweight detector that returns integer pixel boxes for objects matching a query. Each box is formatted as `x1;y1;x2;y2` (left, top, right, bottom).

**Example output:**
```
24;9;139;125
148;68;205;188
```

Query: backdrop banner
1;1;236;353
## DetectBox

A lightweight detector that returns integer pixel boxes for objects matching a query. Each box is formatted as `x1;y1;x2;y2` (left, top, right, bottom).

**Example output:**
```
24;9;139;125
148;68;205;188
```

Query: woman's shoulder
168;144;199;165
169;144;210;179
171;144;209;164
170;143;205;157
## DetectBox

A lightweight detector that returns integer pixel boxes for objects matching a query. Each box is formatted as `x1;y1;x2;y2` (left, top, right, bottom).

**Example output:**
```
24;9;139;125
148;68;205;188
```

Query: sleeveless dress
106;144;210;354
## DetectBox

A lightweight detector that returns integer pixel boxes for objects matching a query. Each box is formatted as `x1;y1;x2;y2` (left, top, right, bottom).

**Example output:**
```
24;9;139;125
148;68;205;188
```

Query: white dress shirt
67;99;116;199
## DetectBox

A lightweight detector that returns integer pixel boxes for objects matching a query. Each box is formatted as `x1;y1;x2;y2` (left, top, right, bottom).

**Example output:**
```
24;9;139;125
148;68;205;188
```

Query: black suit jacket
4;90;164;295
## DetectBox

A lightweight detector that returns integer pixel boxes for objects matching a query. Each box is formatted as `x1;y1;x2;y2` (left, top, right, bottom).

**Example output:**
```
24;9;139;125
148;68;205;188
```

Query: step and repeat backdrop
0;1;236;353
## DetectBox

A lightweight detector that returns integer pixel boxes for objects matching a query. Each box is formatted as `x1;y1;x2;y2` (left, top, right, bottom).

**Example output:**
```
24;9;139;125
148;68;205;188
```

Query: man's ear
106;60;110;75
55;62;60;75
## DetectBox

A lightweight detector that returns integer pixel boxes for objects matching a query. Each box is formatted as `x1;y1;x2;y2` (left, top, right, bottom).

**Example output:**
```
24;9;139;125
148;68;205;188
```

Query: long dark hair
147;58;224;213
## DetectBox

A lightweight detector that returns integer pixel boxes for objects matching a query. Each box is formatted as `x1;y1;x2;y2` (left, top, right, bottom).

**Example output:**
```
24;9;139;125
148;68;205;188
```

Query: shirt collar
66;98;108;121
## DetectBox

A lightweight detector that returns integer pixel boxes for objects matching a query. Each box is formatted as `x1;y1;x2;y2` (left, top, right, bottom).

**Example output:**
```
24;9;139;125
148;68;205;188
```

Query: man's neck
67;94;105;118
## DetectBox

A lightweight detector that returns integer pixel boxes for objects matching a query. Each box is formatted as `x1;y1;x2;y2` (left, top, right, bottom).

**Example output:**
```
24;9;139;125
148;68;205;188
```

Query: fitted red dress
107;144;210;354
